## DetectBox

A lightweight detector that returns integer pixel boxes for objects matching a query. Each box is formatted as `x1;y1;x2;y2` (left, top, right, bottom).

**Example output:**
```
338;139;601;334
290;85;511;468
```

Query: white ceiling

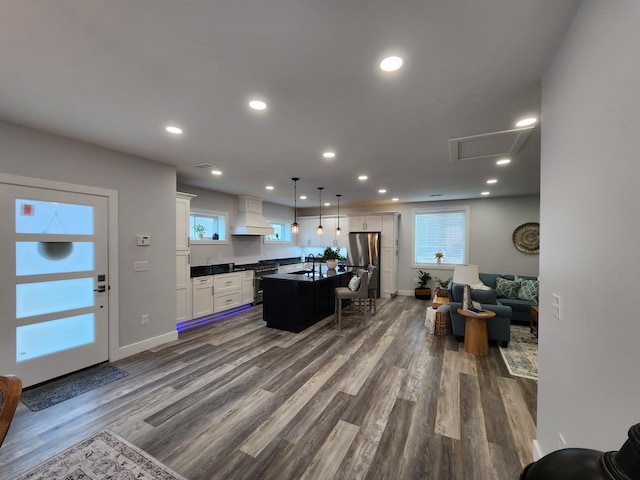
0;0;580;208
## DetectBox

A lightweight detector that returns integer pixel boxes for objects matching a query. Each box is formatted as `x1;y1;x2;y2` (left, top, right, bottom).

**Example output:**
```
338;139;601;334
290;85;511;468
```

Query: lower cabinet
213;273;241;313
241;271;254;305
192;275;214;318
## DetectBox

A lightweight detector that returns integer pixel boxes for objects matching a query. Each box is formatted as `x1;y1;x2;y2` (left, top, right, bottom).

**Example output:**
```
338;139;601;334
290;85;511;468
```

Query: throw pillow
348;275;361;291
515;275;539;301
496;277;520;299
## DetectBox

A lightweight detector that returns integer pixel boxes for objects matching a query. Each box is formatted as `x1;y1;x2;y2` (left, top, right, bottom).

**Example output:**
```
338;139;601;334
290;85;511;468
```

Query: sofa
447;272;539;347
448;282;512;347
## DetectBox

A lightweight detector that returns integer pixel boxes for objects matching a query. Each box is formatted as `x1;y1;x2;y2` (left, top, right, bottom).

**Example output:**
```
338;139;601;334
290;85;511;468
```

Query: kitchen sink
291;269;313;274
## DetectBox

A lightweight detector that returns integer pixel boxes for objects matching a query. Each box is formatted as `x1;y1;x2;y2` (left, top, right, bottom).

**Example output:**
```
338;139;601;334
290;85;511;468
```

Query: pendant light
291;177;300;235
317;187;324;235
335;194;342;236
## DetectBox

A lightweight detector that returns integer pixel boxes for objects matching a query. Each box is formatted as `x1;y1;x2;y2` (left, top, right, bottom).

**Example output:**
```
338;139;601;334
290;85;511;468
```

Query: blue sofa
448;282;512;347
476;273;539;323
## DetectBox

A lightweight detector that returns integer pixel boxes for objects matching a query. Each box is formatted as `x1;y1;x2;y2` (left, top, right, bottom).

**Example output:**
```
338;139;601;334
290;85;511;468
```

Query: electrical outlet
551;294;561;320
134;261;149;272
558;433;567;449
141;314;149;325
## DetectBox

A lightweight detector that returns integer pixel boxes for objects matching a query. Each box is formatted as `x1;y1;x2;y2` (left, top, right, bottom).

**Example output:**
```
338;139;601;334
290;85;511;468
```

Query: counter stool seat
334;270;369;329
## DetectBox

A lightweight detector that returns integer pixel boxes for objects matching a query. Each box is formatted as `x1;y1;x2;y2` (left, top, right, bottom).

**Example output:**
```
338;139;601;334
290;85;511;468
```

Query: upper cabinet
348;215;383;232
176;192;195;251
297;216;348;248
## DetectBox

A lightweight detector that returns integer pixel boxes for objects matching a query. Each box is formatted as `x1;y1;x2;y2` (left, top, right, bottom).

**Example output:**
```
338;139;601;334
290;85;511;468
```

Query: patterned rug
499;324;538;380
15;430;186;480
21;364;128;411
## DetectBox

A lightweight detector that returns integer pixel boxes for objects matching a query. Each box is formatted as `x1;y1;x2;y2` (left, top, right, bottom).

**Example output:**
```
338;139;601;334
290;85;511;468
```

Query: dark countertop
264;267;353;282
190;257;304;277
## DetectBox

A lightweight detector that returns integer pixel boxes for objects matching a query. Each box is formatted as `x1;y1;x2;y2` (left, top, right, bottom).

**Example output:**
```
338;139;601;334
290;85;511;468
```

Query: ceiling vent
448;126;534;163
192;162;215;168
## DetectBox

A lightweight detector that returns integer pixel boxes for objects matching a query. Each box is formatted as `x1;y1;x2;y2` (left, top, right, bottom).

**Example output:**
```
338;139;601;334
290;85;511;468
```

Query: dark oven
253;263;278;304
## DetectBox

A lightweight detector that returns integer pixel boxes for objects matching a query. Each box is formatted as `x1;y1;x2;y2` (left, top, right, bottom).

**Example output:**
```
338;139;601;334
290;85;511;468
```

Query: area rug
21;364;128;411
499;324;538;380
15;430;187;480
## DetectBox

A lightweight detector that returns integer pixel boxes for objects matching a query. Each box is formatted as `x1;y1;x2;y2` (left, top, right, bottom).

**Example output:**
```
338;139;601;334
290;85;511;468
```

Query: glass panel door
0;184;109;387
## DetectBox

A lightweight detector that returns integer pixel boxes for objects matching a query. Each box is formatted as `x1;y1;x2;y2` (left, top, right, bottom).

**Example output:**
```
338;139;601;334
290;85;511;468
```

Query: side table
432;295;450;309
457;308;496;355
531;306;539;338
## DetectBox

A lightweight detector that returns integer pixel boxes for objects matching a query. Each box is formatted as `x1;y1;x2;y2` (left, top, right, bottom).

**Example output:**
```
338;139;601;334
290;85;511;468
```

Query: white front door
0;184;109;387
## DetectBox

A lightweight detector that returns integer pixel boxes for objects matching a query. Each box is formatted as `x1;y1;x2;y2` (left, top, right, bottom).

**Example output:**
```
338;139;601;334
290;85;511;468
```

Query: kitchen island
262;267;354;332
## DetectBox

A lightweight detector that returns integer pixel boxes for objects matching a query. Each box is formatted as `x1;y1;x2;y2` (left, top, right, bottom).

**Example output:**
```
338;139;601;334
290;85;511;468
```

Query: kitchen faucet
307;254;315;276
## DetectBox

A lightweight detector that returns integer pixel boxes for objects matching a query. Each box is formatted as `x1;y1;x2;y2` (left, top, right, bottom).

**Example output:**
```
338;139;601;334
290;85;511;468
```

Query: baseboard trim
397;289;414;296
118;330;179;359
532;439;544;461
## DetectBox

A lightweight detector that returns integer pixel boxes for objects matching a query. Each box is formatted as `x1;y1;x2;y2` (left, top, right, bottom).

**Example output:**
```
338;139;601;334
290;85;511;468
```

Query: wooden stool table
457;308;496;355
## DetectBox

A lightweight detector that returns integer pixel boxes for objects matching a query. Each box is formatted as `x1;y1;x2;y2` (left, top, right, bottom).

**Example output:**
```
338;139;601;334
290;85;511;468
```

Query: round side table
457;308;496;355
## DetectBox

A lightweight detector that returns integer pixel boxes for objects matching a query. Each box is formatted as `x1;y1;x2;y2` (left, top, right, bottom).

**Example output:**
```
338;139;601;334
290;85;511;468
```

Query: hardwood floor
0;296;536;479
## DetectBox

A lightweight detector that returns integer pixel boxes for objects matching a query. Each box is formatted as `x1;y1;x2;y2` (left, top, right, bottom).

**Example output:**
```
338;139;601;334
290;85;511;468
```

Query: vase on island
326;259;338;270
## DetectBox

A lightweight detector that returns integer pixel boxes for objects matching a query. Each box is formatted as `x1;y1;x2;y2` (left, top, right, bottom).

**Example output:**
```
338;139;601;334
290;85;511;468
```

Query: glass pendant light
335;194;342;236
317;187;324;235
291;177;300;234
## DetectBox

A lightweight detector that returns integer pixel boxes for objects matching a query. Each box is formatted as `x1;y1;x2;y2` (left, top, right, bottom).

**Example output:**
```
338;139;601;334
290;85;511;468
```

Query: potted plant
415;270;432;300
194;224;206;239
434;251;444;264
434;276;450;297
320;246;341;269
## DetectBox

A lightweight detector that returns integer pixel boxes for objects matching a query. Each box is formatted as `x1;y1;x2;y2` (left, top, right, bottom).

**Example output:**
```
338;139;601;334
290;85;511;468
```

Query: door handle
94;285;106;293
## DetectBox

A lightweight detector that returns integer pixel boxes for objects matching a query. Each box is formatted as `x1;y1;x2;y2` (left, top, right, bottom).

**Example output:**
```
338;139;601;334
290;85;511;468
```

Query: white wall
538;0;640;454
179;184;302;266
0;121;177;351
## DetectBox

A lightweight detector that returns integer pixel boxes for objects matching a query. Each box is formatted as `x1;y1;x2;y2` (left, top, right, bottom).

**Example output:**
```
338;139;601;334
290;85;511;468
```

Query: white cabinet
381;247;399;298
176;192;195;323
381;213;399;248
176;251;192;323
241;270;254;305
348;215;383;232
213;272;242;313
297;216;347;247
192;275;214;318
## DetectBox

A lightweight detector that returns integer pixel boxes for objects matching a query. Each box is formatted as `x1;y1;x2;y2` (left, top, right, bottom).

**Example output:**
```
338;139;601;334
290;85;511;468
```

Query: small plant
194;224;206;234
434;277;450;289
320;246;341;262
434;252;444;260
416;270;432;288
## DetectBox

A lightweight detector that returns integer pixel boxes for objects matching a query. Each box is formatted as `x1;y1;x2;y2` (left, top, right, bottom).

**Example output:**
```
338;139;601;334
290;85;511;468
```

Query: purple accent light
176;304;253;333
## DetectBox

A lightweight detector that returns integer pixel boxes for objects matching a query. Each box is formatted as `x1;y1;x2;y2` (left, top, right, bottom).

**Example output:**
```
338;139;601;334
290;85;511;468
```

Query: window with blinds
413;207;469;266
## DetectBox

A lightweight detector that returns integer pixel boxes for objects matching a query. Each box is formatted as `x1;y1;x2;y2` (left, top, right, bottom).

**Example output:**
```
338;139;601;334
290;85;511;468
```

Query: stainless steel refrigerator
347;232;381;296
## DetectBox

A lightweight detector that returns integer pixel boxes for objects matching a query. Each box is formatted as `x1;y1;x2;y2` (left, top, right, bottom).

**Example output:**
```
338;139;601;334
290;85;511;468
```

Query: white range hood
230;195;275;236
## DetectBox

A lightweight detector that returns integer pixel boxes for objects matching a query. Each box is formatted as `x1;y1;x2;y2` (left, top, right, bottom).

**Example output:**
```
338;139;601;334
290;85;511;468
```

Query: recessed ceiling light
481;191;491;196
358;175;368;181
211;167;222;176
516;117;537;127
324;202;331;207
249;100;268;111
380;56;403;72
165;126;183;135
378;189;387;194
486;179;498;184
300;195;307;200
496;158;511;165
265;185;274;190
392;198;399;202
323;151;336;159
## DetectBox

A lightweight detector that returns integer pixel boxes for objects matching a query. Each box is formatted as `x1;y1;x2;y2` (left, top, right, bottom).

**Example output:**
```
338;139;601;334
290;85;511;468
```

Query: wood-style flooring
0;296;537;479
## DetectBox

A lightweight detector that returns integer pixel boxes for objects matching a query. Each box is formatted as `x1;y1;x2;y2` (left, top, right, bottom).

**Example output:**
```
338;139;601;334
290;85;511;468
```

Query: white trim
532;439;544;461
0;173;120;363
118;330;179;358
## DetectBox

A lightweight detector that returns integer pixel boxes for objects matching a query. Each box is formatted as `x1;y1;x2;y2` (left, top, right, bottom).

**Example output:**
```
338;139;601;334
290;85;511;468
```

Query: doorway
0;180;112;387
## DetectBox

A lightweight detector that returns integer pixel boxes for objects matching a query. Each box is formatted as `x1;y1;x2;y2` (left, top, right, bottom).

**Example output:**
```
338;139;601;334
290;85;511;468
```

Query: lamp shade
452;264;480;286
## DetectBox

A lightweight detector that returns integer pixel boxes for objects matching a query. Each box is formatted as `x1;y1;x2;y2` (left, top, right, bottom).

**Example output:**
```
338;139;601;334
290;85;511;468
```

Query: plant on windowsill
415;270;432;300
194;224;206;239
320;246;341;269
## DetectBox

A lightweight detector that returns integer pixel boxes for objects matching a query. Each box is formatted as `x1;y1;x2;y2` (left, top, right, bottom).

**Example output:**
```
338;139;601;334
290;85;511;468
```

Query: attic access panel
449;126;534;163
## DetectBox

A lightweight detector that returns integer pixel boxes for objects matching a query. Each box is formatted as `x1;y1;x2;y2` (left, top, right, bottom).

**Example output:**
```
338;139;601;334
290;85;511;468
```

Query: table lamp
453;264;480;310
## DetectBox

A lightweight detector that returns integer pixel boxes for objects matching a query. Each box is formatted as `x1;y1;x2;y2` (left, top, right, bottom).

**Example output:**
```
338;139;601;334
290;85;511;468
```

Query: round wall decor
512;222;539;254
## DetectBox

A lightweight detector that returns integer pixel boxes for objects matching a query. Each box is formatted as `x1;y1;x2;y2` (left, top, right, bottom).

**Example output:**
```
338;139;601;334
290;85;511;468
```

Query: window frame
411;205;470;268
190;208;229;245
263;218;293;244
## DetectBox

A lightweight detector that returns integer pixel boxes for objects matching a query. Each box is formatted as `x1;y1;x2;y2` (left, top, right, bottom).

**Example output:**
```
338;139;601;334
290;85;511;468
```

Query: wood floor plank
0;297;537;480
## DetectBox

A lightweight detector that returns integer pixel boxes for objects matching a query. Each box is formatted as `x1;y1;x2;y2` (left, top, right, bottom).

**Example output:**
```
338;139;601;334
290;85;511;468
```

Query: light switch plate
551;294;561;319
134;261;149;272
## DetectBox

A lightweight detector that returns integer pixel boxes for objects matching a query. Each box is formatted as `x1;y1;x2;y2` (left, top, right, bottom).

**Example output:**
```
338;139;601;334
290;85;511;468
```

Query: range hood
230;195;275;236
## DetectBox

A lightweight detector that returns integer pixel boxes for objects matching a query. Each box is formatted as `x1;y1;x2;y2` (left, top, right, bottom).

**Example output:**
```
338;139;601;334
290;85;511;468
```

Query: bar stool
334;270;369;329
366;266;379;315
